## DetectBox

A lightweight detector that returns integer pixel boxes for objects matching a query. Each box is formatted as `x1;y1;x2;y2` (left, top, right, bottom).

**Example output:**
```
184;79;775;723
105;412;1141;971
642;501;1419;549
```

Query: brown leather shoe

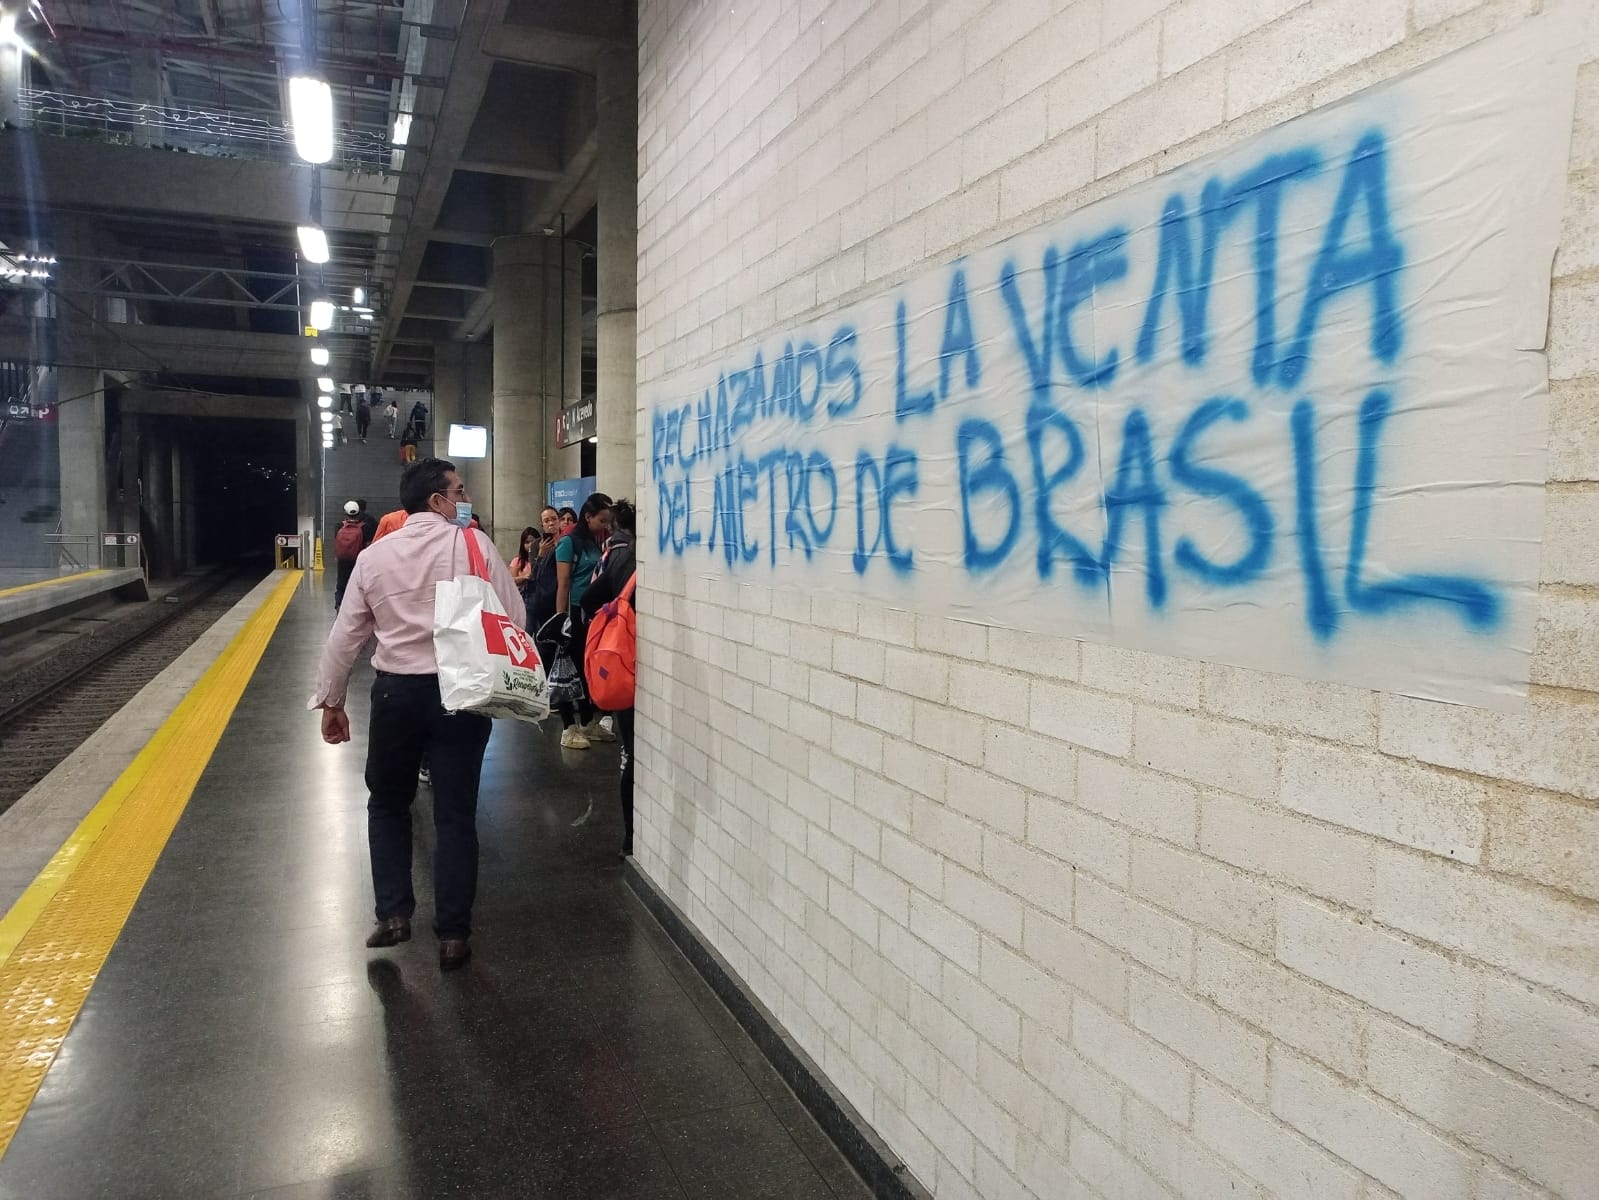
439;937;471;971
365;917;412;948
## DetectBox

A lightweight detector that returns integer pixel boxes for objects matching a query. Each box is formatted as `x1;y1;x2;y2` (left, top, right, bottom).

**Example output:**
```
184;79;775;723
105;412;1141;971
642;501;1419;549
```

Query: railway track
0;568;268;816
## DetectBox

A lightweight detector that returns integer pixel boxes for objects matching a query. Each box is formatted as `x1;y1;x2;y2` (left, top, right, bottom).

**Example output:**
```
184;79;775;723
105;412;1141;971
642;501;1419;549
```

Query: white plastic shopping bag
434;529;550;723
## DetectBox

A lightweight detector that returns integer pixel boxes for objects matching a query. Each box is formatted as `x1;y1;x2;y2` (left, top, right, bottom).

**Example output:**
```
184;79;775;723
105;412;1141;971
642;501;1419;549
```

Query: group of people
335;386;429;450
509;495;638;856
312;462;638;971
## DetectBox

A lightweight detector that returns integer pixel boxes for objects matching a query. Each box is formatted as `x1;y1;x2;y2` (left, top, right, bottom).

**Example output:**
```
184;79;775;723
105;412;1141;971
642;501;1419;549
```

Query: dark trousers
366;673;492;939
334;558;355;609
356;410;370;437
617;706;635;854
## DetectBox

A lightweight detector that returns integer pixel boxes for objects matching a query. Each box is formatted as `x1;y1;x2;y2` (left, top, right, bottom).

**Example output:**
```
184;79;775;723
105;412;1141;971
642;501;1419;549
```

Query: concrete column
491;235;580;558
295;404;315;545
595;46;639;502
143;422;173;577
118;408;140;534
174;439;196;570
56;365;105;551
433;340;495;519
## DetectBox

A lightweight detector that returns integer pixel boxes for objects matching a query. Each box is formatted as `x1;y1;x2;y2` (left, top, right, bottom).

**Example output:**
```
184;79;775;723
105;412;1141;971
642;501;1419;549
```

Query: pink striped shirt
309;513;524;709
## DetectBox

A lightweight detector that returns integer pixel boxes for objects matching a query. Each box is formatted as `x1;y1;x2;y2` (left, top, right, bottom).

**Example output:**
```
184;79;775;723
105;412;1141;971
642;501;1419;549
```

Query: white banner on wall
644;15;1579;711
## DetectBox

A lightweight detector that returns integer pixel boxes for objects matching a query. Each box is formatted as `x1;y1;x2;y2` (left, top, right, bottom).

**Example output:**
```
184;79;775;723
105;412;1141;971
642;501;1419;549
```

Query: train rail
0;568;269;816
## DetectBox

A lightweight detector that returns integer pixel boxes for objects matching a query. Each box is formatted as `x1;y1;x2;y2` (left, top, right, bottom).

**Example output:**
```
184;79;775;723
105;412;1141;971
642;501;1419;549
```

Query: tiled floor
0;577;871;1200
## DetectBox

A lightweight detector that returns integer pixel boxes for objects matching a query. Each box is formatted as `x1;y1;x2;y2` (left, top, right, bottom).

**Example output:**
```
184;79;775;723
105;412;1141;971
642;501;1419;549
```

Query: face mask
452;501;473;529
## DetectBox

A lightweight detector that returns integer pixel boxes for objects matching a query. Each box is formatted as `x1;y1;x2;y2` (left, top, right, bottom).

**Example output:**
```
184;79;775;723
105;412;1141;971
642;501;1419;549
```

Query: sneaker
561;726;591;750
583;719;615;743
419;766;431;786
598;714;615;734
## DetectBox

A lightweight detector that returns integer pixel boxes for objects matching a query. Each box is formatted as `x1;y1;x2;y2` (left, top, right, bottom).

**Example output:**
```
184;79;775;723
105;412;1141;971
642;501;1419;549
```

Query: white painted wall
634;2;1599;1197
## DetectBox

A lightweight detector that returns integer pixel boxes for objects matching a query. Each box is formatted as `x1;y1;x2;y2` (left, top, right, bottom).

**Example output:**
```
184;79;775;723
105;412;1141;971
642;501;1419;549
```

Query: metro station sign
556;397;596;447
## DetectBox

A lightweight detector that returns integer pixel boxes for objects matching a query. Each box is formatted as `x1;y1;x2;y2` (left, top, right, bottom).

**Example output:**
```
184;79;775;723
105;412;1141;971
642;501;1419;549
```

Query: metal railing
19;89;394;173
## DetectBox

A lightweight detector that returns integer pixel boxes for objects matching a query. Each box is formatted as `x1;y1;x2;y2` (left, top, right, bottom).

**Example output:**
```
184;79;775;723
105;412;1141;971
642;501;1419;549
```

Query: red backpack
584;573;636;710
334;520;364;561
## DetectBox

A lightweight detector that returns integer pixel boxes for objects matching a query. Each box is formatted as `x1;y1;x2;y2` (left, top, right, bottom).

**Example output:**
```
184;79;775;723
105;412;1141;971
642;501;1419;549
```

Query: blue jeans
364;672;491;939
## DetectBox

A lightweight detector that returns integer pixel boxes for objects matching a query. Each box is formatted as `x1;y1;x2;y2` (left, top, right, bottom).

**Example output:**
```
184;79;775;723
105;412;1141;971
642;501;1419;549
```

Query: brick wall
634;1;1599;1196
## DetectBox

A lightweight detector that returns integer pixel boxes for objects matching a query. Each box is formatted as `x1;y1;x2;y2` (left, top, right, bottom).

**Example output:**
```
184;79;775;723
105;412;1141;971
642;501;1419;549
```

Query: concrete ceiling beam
121;388;299;419
481;25;628;74
0;315;308;379
0;132;395;234
372;0;512;381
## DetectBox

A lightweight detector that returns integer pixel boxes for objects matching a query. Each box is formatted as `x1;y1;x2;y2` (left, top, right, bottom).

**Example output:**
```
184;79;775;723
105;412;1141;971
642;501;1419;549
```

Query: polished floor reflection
0;580;871;1200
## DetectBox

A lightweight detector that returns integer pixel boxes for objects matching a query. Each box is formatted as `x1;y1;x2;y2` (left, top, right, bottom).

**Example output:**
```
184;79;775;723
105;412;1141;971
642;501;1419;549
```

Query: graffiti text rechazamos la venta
649;126;1499;643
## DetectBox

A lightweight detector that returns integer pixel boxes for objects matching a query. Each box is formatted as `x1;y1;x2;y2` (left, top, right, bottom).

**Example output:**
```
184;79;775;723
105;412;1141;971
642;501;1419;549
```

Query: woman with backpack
542;492;613;749
582;499;637;858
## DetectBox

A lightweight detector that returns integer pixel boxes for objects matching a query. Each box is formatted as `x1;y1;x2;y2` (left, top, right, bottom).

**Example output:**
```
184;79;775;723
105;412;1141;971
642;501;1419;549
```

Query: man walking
309;458;521;970
332;500;365;610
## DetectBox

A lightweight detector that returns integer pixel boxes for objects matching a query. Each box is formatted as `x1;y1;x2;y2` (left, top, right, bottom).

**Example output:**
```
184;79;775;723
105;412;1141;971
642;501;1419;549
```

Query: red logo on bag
482;612;535;665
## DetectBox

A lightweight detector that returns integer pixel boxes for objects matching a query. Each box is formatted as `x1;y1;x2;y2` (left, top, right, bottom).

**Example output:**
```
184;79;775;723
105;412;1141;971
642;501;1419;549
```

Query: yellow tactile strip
0;569;108;601
0;570;302;1157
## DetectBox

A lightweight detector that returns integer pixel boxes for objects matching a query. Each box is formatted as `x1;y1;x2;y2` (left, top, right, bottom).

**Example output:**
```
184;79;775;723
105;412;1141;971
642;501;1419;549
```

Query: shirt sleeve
477;530;526;622
308;556;376;709
554;535;575;564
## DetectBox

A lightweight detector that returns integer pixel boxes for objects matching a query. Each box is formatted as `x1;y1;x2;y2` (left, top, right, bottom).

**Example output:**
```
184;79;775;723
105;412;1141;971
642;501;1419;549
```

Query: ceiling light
392;113;411;146
359;312;373;321
320;412;333;424
309;346;329;366
353;287;365;306
0;12;36;56
288;76;334;164
309;300;333;330
316;394;332;409
296;224;329;264
317;376;335;392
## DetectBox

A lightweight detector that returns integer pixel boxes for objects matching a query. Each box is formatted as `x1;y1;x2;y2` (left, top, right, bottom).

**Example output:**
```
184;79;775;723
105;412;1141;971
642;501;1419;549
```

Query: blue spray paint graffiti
648;118;1521;679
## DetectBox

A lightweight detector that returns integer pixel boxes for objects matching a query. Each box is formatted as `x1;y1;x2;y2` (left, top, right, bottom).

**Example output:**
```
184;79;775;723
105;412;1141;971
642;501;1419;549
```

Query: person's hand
320;706;351;744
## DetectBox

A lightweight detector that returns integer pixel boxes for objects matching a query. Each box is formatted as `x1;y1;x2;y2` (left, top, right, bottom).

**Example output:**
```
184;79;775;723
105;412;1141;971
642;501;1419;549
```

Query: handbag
546;645;585;708
434;529;550;723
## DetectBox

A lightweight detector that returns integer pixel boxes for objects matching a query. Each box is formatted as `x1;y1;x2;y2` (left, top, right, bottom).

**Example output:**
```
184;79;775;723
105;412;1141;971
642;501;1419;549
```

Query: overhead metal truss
45;257;384;349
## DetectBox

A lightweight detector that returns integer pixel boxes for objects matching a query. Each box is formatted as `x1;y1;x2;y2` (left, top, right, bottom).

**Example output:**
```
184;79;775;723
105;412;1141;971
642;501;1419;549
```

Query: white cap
344;500;359;515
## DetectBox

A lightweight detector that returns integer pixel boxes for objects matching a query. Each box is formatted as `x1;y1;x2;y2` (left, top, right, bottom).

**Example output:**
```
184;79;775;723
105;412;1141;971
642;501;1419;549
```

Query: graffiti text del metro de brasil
649;126;1502;645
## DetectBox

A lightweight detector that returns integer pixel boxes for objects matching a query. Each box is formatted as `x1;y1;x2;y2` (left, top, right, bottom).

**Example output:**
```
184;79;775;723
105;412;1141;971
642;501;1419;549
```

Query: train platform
0;567;148;633
0;570;873;1200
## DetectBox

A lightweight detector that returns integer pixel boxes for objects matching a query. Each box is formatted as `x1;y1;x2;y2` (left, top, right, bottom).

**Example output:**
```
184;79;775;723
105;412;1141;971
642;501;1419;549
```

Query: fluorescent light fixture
587;436;598;444
316;394;332;409
360;312;373;321
393;113;411;146
309;346;329;366
353;287;366;306
296;224;329;264
317;376;335;392
319;412;333;424
447;423;488;459
288;75;334;164
309;300;333;330
0;12;36;56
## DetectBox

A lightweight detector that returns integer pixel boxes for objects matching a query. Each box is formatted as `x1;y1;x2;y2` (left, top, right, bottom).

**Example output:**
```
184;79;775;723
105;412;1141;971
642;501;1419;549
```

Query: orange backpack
584;573;637;710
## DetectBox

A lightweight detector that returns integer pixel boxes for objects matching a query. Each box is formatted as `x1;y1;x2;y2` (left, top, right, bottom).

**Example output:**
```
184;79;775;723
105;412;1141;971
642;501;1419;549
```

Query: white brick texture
638;2;1599;1196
